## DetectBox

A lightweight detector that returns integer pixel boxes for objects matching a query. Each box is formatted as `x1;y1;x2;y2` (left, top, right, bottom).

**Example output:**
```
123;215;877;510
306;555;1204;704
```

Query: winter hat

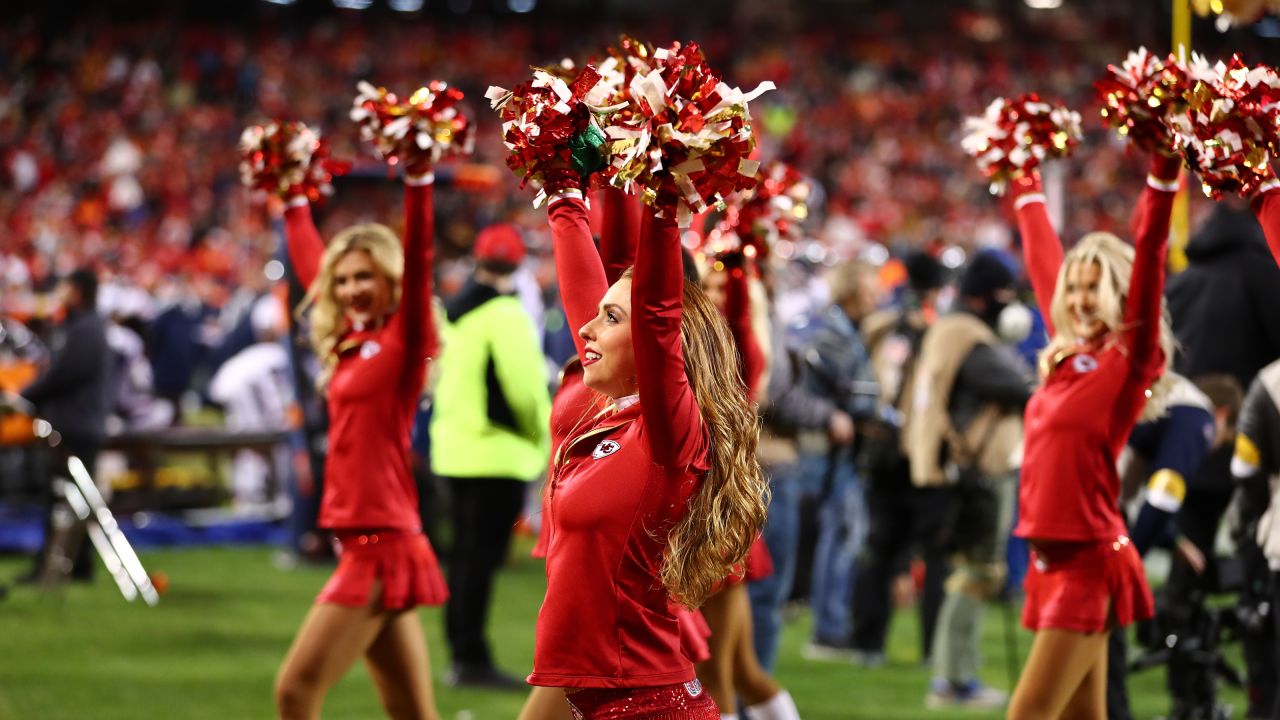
473;224;526;265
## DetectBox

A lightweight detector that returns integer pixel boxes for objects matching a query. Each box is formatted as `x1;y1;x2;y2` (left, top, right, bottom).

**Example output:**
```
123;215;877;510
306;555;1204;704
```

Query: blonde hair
1038;232;1174;421
300;223;403;389
623;269;770;608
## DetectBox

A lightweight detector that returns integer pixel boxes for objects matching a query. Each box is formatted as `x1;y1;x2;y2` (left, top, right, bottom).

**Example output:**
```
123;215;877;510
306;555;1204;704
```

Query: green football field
0;544;1247;719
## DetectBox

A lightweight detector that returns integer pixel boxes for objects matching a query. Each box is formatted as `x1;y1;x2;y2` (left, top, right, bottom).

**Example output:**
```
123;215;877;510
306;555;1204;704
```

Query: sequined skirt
565;680;719;720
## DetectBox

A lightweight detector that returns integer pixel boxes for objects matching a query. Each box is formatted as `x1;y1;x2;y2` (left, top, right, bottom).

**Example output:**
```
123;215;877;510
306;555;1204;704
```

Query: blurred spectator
208;292;293;509
429;224;551;689
15;267;109;583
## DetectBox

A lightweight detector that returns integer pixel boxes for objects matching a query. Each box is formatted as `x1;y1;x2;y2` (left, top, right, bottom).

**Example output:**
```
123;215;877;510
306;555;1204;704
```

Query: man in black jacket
1167;201;1280;390
1166;202;1280;719
17;268;110;582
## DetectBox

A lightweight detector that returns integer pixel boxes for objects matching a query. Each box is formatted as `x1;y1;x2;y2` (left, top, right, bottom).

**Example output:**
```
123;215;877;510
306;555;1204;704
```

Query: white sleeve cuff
1013;193;1046;211
1146;174;1180;193
547;188;584;206
1254;178;1280;197
405;172;435;186
287;195;310;209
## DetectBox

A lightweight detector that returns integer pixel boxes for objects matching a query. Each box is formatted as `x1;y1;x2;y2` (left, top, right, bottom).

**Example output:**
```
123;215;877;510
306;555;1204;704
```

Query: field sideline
0;544;1245;719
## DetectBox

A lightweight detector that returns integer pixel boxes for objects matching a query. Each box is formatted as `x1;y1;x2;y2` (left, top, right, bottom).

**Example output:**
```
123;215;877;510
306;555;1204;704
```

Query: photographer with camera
902;250;1035;710
1231;359;1280;720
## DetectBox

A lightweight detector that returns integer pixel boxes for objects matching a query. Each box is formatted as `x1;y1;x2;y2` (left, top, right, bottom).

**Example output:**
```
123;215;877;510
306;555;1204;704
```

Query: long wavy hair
300;223;403;389
1038;231;1175;421
622;269;770;608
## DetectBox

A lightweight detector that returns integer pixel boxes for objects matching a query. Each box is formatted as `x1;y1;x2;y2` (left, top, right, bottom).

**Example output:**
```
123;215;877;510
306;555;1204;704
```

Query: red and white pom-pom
705;163;811;258
486;65;619;206
962;94;1083;195
239;121;348;202
1096;47;1196;154
600;41;775;227
350;80;475;170
1172;54;1280;198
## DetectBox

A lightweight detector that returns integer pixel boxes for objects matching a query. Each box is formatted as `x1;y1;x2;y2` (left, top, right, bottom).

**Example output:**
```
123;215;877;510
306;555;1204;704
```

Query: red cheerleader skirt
317;529;449;610
1021;535;1154;633
564;680;719;720
675;607;712;663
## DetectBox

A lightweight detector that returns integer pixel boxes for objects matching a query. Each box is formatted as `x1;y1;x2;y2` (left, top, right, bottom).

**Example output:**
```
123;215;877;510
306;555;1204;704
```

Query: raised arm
547;190;610;361
634;210;707;468
1121;155;1180;370
283;195;324;290
388;174;438;388
1250;176;1280;267
722;256;767;402
600;186;641;285
1010;172;1063;336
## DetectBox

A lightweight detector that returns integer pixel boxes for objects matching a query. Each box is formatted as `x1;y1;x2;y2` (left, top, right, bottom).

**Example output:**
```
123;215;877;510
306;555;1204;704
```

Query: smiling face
578;278;638;399
331;249;392;328
1063;260;1108;341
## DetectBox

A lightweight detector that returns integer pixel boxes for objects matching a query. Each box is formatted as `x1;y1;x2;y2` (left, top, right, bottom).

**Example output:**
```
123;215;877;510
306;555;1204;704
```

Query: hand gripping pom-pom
238;121;349;203
350;80;475;171
597;40;775;227
1095;47;1196;155
962;94;1083;196
1170;54;1280;198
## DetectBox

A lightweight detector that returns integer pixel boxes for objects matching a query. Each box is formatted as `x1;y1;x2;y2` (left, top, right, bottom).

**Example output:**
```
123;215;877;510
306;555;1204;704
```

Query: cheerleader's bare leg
275;592;393;720
364;608;440;720
1007;628;1108;720
516;686;572;720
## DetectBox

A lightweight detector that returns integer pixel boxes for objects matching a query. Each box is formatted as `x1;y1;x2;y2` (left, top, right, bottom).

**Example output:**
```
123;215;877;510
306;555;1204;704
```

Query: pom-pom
962;94;1083;196
600;41;775;227
704;162;811;258
1096;48;1196;154
238;121;348;202
350;80;475;171
1171;55;1280;198
487;65;621;207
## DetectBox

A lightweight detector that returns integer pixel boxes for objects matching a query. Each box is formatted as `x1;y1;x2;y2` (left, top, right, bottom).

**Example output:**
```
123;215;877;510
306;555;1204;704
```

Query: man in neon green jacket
430;223;551;689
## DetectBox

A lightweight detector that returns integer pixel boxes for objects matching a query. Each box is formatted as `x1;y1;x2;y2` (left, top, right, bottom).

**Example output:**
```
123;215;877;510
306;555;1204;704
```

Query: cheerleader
531;175;769;718
273;167;446;720
698;254;800;720
1005;152;1180;719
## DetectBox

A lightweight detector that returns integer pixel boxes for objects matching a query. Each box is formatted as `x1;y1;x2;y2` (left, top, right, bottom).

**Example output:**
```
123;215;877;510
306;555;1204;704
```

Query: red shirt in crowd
283;178;436;532
1013;157;1178;542
530;191;708;689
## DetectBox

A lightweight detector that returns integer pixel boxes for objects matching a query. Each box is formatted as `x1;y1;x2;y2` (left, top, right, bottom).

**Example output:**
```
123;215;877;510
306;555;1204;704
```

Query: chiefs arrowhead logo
592;439;621;459
1071;354;1098;374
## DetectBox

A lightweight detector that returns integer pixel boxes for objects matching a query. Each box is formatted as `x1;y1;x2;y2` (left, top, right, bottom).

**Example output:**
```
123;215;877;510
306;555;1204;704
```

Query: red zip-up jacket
283;177;437;531
532;187;637;560
1013;157;1178;542
531;191;708;688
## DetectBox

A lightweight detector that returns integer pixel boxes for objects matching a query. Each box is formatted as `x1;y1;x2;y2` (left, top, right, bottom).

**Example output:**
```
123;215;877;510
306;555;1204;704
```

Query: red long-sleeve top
531;191;708;688
1013;158;1178;542
724;264;767;403
283;179;437;531
1250;178;1280;266
532;188;638;560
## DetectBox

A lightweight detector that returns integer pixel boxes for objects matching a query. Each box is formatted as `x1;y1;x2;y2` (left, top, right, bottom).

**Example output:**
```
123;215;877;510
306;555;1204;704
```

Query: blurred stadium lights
1024;0;1063;7
264;260;285;282
260;0;297;5
389;0;424;9
507;0;536;13
332;0;374;8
